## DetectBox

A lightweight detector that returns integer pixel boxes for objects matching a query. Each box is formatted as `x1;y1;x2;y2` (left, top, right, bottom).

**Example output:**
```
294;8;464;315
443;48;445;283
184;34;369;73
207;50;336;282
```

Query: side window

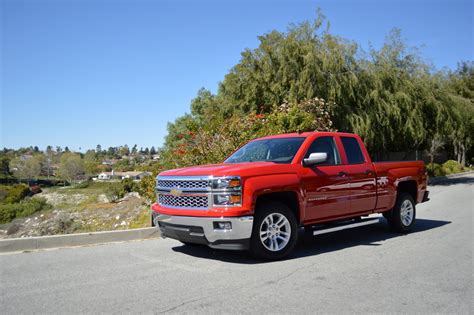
341;137;365;164
304;136;341;166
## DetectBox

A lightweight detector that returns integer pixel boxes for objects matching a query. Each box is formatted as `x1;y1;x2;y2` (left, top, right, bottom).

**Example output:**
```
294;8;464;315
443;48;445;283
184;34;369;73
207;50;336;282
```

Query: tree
446;62;474;166
107;147;116;157
9;156;41;183
425;134;444;169
118;145;130;156
84;150;99;176
96;144;102;154
57;153;85;184
0;156;11;177
150;146;156;155
131;144;138;155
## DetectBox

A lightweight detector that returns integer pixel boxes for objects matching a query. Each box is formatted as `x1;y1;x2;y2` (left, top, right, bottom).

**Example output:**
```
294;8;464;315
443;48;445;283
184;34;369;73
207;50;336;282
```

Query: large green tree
162;11;472;167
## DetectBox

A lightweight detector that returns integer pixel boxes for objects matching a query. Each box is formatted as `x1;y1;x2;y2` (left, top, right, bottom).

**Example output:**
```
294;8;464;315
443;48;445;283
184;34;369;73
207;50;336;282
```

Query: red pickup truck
152;132;429;260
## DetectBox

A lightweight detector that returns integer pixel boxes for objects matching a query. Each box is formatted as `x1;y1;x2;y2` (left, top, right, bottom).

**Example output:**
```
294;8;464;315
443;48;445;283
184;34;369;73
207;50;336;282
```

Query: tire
249;201;298;260
386;192;416;232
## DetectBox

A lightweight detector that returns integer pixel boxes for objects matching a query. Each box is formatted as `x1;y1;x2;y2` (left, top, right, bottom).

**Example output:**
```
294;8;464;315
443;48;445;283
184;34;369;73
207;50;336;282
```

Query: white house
95;170;152;181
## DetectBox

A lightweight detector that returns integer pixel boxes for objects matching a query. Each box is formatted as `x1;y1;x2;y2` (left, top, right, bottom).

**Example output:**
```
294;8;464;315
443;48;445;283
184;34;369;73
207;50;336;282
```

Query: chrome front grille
158;194;208;209
156;176;210;209
157;179;209;190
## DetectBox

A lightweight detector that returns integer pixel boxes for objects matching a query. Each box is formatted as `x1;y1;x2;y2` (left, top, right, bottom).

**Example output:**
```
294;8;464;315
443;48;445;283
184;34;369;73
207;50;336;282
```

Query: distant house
152;154;161;161
95;170;152;181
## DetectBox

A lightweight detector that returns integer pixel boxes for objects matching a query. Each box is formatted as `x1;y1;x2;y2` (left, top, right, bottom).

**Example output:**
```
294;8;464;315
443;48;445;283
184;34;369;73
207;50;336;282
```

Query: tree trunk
460;143;466;167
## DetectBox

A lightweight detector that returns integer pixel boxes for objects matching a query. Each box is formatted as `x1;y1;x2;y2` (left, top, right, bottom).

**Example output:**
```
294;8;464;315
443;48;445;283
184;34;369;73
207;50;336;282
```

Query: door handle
365;170;374;176
338;171;348;177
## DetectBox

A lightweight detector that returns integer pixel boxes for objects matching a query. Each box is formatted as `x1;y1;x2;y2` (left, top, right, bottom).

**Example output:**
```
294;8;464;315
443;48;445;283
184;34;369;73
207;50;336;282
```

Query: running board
313;218;380;236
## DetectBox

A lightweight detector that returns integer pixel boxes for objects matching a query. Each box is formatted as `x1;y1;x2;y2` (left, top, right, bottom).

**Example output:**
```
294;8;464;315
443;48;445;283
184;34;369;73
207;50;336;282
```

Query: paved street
1;174;473;314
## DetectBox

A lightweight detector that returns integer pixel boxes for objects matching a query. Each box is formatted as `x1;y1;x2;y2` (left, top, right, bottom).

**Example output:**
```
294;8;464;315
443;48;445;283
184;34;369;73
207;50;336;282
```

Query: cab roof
253;131;357;141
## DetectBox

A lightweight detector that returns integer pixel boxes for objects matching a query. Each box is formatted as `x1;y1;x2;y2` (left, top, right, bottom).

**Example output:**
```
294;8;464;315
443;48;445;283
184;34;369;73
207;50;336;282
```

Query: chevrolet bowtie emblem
169;188;183;196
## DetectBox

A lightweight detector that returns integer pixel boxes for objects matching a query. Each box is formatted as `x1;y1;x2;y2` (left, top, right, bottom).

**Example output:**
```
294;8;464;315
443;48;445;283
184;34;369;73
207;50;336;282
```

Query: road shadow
429;175;474;186
171;218;451;264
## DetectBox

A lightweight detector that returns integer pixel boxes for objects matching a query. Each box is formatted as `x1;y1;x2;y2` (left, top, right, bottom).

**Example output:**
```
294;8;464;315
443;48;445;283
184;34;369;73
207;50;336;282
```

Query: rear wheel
249;201;298;260
386;193;416;232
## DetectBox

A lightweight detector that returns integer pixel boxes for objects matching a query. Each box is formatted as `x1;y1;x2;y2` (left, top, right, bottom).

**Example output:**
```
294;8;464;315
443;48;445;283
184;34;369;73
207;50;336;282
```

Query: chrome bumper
153;213;254;250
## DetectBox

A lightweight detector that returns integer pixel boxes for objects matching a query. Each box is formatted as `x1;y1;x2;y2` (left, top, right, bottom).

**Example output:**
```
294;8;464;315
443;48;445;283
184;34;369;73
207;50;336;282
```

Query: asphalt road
1;174;473;314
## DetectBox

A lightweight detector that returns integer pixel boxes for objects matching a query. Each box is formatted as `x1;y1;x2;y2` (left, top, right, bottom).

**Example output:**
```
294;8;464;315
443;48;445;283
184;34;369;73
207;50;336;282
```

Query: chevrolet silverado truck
152;132;429;260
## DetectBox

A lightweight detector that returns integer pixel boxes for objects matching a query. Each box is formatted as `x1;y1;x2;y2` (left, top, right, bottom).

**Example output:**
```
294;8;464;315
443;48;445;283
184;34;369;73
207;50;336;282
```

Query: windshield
224;137;305;164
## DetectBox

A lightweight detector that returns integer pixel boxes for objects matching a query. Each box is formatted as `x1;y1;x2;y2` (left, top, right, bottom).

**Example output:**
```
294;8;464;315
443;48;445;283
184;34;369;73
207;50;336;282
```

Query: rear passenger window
341;137;365;164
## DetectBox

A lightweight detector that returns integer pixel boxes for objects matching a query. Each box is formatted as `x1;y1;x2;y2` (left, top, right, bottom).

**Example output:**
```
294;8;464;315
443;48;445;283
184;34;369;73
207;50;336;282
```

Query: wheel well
255;191;300;223
397;180;417;201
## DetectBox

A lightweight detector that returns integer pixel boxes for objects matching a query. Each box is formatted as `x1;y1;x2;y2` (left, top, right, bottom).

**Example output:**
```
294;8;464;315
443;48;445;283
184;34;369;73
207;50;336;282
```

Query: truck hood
159;162;296;178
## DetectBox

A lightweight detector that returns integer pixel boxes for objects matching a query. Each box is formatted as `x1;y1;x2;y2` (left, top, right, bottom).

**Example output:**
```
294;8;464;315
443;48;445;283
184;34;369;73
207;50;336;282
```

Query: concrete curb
0;227;160;253
428;170;474;185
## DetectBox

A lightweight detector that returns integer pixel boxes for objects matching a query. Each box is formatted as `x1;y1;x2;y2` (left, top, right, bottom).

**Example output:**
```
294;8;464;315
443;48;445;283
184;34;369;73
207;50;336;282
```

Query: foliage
122;177;139;193
427;160;466;177
0;184;30;204
9;156;42;181
137;175;157;203
105;183;126;203
162;97;334;169
75;180;91;189
0;156;11;177
442;160;464;175
113;159;134;172
104;178;139;203
0;197;52;224
162;12;473;167
57;153;85;184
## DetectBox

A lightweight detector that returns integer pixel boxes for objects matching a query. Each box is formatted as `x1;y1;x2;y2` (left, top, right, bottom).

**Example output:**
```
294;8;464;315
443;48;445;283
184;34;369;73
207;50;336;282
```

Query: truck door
340;136;377;214
299;136;351;222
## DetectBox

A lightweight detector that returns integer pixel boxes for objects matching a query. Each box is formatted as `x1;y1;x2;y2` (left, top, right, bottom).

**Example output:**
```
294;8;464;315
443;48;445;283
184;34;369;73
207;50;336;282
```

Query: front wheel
386;193;416;232
249;201;298;260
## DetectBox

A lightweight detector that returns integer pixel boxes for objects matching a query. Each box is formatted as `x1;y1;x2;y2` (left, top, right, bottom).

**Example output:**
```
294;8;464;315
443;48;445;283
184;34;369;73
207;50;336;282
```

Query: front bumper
152;213;254;250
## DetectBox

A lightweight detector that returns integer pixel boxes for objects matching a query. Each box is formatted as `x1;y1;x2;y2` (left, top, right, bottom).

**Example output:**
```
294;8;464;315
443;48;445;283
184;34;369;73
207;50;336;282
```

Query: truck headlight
213;194;241;206
211;176;241;206
212;177;241;190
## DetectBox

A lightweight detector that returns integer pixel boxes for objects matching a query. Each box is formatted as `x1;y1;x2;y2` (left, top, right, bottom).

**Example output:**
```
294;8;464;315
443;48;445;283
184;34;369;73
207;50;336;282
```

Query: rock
7;223;21;235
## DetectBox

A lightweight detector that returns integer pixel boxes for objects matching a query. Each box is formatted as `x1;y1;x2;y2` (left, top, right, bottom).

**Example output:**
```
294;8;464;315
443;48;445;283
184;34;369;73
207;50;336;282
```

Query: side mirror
303;152;327;167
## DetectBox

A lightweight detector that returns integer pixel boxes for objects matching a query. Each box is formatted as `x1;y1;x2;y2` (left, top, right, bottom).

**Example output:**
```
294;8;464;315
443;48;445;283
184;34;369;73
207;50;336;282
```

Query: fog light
214;222;232;230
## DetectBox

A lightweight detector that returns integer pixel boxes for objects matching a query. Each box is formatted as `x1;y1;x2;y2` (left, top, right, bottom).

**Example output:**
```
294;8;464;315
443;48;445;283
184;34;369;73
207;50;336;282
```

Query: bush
105;183;126;203
0;197;52;224
442;160;463;175
121;178;138;193
427;163;445;177
76;180;91;189
0;184;30;204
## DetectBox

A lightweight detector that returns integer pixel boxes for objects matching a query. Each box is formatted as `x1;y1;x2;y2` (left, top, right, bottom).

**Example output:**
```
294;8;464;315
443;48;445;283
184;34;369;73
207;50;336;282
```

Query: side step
313;218;380;236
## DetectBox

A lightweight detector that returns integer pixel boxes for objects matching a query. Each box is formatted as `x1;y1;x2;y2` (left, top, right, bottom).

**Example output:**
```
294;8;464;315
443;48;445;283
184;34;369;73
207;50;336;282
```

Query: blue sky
1;0;472;151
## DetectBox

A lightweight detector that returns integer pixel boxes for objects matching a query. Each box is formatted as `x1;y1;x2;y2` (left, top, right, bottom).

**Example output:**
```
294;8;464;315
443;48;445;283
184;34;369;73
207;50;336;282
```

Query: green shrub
427;163;445;177
0;197;52;224
0;204;16;223
105;183;126;202
76;180;91;189
121;177;138;193
442;160;463;175
0;184;30;204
